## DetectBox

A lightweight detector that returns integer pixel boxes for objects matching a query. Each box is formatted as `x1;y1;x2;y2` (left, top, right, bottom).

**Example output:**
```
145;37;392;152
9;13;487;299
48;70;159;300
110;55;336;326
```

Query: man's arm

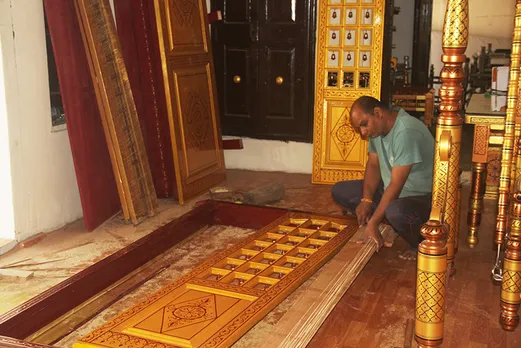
368;164;412;227
363;152;381;200
363;164;412;249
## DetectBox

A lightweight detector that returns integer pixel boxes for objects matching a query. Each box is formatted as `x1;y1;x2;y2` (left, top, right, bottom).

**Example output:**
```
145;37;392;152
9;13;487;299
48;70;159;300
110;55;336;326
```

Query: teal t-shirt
368;108;434;198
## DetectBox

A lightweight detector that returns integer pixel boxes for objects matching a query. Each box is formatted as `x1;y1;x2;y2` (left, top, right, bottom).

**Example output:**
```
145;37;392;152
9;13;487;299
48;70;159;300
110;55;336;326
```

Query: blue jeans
331;180;432;249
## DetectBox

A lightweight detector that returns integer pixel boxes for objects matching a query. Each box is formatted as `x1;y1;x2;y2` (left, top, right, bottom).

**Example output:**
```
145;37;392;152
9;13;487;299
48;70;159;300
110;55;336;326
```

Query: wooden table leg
467;162;486;247
467;125;490;248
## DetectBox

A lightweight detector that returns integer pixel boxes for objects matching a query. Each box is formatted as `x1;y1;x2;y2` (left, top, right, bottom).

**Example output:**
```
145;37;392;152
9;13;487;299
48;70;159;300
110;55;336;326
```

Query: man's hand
363;222;384;251
356;201;372;226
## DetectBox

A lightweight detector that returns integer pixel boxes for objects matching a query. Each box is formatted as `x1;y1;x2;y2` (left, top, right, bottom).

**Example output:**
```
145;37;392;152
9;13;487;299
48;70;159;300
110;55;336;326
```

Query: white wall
0;0;82;242
430;0;516;75
432;0;515;38
223;137;313;173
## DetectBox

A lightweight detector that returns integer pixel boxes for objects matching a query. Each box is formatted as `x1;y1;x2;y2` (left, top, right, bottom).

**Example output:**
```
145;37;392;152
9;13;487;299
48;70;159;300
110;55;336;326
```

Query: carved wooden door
211;0;316;142
74;213;357;347
312;0;387;184
154;0;226;204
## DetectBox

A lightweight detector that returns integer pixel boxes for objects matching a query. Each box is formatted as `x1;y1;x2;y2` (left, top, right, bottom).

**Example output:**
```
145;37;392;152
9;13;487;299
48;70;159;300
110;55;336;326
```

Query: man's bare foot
398;249;417;261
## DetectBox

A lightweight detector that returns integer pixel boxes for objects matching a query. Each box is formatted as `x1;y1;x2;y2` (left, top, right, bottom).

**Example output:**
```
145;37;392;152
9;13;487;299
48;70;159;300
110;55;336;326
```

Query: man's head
349;96;390;139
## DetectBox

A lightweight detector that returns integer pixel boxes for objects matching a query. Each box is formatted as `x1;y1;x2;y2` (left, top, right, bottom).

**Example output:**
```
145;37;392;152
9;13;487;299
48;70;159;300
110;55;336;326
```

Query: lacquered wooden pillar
434;0;468;274
495;0;521;247
500;190;521;331
415;218;448;347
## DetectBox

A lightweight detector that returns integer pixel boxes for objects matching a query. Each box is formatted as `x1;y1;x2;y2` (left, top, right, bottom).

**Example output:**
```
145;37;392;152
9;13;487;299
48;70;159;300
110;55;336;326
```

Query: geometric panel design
331;108;358;161
73;212;358;347
416;271;446;323
168;0;207;54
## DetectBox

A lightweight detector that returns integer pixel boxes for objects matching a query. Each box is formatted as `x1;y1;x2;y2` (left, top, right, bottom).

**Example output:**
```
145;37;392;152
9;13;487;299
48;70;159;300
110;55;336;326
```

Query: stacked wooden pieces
74;0;157;224
261;224;393;348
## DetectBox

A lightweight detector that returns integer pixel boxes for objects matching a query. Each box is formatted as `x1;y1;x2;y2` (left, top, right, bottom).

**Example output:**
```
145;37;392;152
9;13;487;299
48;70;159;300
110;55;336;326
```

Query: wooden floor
0;169;520;347
308;184;518;348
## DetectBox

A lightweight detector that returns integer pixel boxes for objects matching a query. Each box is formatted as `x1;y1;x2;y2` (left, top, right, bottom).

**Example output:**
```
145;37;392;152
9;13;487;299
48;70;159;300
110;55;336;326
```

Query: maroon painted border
0;201;289;340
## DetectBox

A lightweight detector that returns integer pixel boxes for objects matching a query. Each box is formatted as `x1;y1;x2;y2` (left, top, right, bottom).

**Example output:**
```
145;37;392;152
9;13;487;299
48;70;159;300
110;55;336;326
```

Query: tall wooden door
154;0;226;204
312;0;387;184
211;0;316;142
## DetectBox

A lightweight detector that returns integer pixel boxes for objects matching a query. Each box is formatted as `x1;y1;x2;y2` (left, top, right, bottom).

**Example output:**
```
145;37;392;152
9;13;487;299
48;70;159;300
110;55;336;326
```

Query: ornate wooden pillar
495;0;521;248
434;0;468;274
500;189;521;331
415;216;448;347
415;129;451;347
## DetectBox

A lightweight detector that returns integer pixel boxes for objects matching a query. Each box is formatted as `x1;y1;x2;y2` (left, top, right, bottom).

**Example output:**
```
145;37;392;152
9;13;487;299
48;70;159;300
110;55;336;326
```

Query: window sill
51;123;67;133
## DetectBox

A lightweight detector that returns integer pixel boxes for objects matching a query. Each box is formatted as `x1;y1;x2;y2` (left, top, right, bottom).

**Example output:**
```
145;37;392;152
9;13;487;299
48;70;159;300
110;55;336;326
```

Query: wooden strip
74;0;158;223
0;336;53;348
263;225;392;348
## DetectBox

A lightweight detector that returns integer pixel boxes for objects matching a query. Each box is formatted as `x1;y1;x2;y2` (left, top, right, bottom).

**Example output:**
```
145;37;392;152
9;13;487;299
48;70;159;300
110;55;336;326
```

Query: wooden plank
0;269;34;282
261;224;392;348
74;0;158;222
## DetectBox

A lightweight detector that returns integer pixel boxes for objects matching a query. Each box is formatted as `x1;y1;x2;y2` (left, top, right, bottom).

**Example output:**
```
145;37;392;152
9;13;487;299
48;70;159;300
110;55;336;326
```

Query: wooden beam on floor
261;224;392;348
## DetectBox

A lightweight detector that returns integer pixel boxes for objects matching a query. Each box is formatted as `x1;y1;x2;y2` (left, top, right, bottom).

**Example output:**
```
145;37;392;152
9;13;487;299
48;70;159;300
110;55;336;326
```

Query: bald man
331;96;435;260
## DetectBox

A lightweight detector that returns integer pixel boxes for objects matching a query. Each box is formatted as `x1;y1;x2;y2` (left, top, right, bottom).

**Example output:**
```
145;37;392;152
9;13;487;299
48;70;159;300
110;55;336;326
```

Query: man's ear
373;106;382;118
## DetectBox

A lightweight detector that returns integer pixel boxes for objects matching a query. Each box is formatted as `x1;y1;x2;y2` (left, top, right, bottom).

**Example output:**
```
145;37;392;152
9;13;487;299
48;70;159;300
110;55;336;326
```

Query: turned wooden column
433;0;468;274
415;217;448;347
495;0;521;247
467;162;487;247
500;190;521;331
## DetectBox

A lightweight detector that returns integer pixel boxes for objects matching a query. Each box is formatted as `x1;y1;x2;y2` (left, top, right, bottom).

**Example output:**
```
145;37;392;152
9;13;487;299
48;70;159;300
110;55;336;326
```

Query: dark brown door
211;0;316;142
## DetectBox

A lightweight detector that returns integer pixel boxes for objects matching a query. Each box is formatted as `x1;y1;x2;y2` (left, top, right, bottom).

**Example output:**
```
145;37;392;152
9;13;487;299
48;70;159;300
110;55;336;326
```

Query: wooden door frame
210;0;317;144
411;0;433;87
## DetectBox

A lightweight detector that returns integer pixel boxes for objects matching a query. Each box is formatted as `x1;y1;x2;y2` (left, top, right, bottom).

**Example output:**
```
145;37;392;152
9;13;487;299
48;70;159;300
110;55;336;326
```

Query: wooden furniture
391;86;435;127
312;0;386;184
464;93;505;247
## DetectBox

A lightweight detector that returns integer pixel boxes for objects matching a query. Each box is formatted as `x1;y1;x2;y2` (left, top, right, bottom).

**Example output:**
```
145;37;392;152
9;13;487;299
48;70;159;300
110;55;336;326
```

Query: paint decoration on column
312;0;385;184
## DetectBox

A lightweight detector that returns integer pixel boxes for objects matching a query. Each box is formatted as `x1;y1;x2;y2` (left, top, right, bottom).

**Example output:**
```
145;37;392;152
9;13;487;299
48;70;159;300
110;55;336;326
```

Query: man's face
350;106;383;139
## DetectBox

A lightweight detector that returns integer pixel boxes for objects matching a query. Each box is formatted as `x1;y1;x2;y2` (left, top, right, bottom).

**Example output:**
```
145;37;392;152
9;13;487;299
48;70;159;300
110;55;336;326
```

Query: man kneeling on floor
332;96;435;260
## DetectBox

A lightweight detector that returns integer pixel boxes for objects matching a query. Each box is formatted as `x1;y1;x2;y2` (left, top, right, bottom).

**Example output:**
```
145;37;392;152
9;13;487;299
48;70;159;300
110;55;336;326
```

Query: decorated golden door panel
313;0;385;184
73;213;358;348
